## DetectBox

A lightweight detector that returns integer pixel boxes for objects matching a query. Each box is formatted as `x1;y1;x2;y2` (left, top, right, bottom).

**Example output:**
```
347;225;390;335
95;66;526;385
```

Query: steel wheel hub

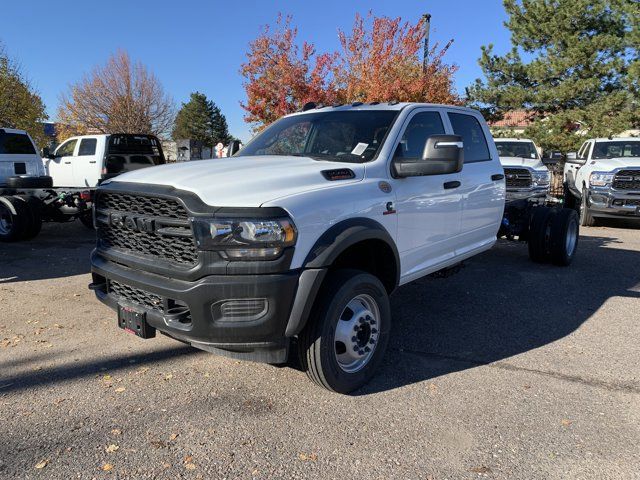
333;293;380;373
0;205;13;235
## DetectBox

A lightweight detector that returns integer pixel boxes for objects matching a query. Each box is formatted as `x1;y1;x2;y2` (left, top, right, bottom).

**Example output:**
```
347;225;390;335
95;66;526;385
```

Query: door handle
491;174;505;181
64;161;71;164
443;181;461;189
89;161;96;164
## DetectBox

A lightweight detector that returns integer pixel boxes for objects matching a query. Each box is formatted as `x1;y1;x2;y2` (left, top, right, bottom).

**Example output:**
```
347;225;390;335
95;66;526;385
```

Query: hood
587;157;640;171
107;155;364;207
499;156;546;170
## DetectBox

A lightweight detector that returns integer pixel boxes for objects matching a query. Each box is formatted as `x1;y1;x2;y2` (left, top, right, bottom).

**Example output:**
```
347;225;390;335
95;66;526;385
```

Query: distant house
488;110;535;135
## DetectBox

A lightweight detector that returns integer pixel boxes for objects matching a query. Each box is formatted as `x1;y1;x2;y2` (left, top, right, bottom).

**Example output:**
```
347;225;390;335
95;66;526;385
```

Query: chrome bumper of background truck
588;187;640;217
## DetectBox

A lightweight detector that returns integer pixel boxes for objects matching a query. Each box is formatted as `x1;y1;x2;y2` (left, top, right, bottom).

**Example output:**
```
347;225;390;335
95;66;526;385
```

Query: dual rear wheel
0;196;42;242
528;207;579;266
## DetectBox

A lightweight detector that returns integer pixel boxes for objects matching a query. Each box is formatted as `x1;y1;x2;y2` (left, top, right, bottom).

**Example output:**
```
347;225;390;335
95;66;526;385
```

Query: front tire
298;269;391;394
528;206;553;263
579;192;596;227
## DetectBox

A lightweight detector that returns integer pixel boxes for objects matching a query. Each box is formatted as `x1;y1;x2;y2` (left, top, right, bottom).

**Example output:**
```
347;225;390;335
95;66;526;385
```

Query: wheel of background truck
79;211;95;229
0;196;29;242
12;196;43;240
563;183;577;210
298;269;391;394
579;193;595;227
6;175;53;189
548;208;579;266
528;206;553;263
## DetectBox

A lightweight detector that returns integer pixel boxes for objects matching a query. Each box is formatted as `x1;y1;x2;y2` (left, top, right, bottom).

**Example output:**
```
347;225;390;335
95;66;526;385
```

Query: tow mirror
227;140;241;157
565;152;586;165
393;134;464;178
42;146;55;159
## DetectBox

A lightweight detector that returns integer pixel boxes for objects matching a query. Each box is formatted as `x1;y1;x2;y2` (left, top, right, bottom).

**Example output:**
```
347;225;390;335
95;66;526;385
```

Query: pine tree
172;92;231;146
467;0;639;152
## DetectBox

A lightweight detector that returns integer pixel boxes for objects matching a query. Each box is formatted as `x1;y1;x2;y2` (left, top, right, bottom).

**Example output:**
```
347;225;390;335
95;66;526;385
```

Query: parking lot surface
1;220;639;479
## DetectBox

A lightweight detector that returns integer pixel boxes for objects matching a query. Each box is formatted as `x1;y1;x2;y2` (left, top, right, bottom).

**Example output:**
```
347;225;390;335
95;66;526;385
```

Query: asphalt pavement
0;219;639;479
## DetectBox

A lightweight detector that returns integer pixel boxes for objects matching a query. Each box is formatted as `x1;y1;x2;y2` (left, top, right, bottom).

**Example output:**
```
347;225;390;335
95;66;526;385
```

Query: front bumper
587;188;640;218
505;186;549;202
91;251;303;363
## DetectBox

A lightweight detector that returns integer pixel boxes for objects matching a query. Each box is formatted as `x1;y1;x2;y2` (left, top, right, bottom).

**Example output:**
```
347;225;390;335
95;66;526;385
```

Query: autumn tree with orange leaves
241;13;459;130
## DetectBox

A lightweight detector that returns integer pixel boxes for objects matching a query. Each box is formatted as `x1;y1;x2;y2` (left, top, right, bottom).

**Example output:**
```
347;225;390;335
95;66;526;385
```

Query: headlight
532;170;551;186
194;217;297;260
589;171;614;187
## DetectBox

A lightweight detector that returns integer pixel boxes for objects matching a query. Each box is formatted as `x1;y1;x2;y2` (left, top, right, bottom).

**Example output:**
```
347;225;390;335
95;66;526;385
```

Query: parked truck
90;103;579;393
0;129;165;241
494;138;551;202
564;137;640;226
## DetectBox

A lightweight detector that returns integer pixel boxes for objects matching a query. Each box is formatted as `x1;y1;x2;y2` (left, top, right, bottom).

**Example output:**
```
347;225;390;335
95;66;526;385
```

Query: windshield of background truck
240;110;399;163
495;141;538;159
0;131;36;155
592;141;640;159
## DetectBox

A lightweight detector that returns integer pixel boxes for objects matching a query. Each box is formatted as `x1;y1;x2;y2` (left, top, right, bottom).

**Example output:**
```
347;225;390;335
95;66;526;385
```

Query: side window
78;138;97;156
448;113;490;163
395;111;445;159
56;139;78;157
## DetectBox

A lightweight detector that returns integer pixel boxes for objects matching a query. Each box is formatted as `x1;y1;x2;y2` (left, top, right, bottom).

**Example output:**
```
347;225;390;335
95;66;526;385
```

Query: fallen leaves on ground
164;374;173;380
114;387;126;393
561;419;573;427
111;429;122;435
105;444;119;453
298;452;318;462
469;466;492;474
34;459;49;469
101;463;114;471
169;433;179;441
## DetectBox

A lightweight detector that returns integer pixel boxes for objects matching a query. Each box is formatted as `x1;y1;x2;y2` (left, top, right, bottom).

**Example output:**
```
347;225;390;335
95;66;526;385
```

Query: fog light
212;298;269;323
613;200;623;206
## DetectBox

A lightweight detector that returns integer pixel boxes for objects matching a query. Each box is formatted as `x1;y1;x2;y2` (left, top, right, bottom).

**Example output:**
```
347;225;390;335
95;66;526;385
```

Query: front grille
613;169;640;191
623;199;640;207
108;279;163;312
96;192;197;266
504;168;532;188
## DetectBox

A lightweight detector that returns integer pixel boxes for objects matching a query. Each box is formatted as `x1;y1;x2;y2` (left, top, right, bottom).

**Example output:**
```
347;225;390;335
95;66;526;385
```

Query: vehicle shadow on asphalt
0;345;201;394
356;233;640;395
0;221;95;283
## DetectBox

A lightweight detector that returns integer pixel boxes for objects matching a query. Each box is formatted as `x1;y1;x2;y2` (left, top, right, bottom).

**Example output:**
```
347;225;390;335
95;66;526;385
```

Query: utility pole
422;13;431;73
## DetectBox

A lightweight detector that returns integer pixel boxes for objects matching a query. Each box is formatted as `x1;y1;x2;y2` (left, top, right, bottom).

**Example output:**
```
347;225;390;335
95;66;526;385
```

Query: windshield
495;141;538;159
593;141;640;159
240;110;399;163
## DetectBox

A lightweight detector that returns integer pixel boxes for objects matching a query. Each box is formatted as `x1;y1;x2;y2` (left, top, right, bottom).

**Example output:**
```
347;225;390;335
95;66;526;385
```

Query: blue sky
2;0;511;141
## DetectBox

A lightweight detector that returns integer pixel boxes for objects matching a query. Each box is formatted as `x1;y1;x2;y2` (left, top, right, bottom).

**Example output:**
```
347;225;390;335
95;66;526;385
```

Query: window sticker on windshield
351;143;369;156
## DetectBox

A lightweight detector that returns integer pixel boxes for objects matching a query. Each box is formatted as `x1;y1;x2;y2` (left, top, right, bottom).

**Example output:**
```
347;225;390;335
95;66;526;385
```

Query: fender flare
284;218;400;337
0;195;18;215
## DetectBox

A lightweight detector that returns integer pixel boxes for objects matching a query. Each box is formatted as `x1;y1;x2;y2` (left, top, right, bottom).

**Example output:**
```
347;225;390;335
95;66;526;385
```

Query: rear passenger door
73;137;101;187
447;111;504;255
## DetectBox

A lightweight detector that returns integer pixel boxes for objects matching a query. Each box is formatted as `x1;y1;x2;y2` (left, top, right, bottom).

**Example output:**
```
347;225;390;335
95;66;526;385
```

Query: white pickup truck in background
494;138;551;201
44;134;166;187
0;130;165;241
564;137;640;226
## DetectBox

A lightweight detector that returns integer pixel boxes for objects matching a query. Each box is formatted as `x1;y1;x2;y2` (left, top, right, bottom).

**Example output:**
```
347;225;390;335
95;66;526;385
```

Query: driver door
390;109;463;283
47;138;78;187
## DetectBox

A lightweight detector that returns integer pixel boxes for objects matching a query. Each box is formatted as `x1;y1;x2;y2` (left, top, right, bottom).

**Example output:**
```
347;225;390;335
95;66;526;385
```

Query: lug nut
351;336;357;342
371;328;378;334
369;339;375;345
365;347;371;353
369;319;376;325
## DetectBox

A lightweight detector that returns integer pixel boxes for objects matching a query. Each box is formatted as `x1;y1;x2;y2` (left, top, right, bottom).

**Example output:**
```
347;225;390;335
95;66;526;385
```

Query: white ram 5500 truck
494;138;551;201
90;103;579;393
564;137;640;226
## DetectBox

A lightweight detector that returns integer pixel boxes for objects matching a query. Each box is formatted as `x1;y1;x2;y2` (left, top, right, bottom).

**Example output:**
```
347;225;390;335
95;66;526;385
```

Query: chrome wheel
333;294;380;373
0;204;13;236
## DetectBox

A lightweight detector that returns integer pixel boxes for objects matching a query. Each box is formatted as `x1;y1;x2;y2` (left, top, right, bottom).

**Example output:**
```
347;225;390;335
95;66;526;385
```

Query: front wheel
579;192;596;227
298;270;391;394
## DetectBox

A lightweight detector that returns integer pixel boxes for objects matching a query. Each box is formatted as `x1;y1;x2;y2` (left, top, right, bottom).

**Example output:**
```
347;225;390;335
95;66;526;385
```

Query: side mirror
393;134;463;178
227;140;241;157
42;146;55;159
566;152;577;160
565;152;586;165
